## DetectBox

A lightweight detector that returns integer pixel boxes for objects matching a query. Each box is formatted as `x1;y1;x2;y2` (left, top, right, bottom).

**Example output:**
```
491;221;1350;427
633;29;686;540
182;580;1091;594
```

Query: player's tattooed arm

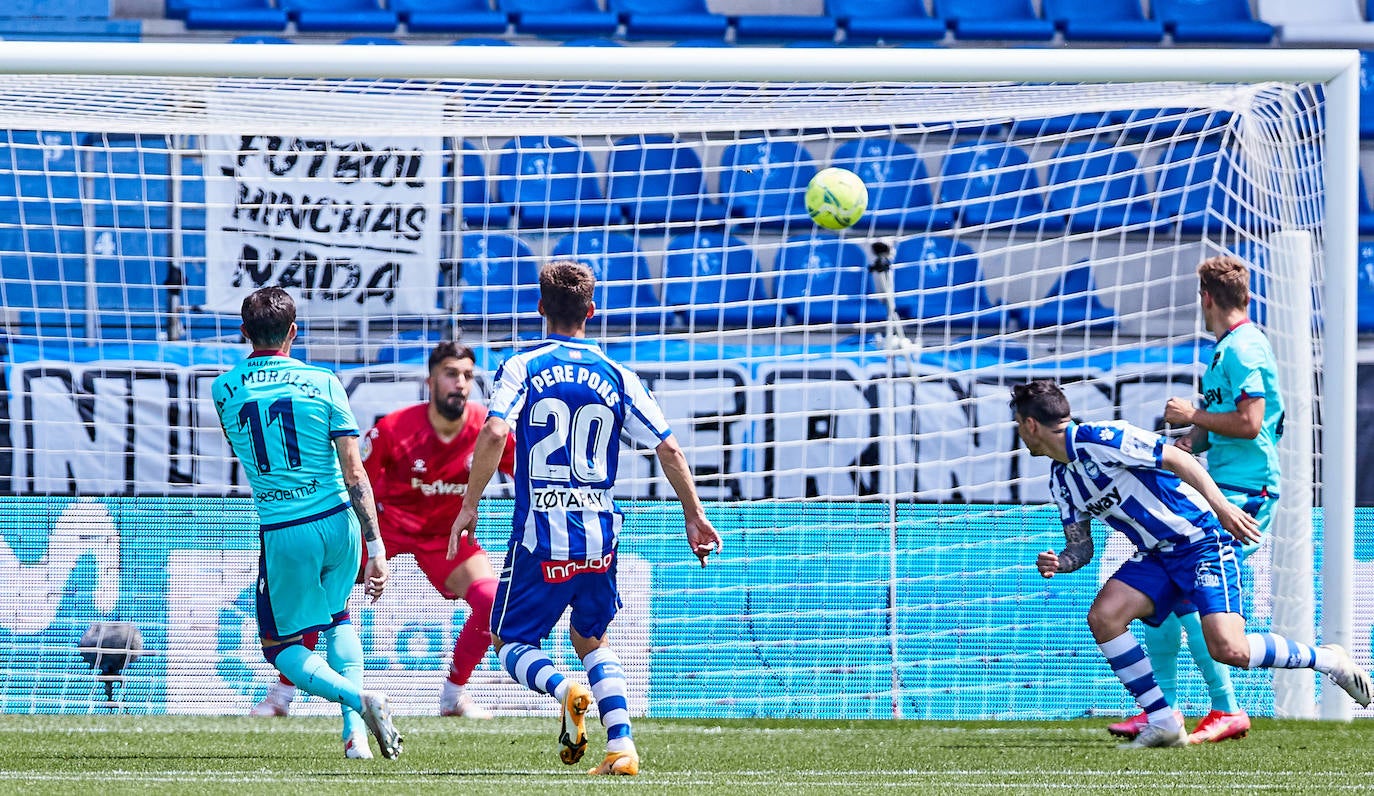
347;479;383;547
1055;519;1094;573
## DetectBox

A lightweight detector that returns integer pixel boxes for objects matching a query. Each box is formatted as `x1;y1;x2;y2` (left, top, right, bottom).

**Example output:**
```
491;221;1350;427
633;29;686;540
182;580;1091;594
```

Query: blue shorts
256;503;361;641
491;543;621;646
1112;536;1244;627
1164;487;1273;618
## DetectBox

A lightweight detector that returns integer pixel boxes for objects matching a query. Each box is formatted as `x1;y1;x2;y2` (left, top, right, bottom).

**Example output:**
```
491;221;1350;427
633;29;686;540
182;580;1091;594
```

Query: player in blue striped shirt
450;261;722;776
212;287;401;760
1013;379;1371;749
1110;255;1285;743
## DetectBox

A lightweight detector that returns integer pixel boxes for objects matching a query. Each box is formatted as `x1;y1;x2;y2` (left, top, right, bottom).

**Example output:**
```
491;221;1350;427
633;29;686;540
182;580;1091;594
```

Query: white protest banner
203;98;443;317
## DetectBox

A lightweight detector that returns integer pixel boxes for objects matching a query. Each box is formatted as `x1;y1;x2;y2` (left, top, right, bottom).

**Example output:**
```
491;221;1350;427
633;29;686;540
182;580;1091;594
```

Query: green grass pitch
2;715;1372;794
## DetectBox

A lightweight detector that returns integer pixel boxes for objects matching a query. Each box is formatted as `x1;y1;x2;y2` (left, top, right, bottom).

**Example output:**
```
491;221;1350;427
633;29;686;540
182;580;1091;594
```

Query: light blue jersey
212;353;359;528
487;334;672;561
1050;420;1229;553
1201;320;1283;495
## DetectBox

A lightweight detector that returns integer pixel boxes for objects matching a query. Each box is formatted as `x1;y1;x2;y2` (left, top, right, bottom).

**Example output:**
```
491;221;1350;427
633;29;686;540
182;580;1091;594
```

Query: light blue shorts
255;503;360;641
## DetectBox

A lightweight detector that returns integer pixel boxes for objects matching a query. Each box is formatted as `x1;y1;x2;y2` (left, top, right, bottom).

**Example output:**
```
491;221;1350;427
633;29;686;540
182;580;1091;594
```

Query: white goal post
0;42;1357;721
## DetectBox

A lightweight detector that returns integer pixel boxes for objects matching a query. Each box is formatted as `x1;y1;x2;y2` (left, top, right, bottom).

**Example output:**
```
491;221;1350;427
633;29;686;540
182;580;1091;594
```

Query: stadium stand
1361;243;1374;333
828;0;948;43
499;0;620;37
0;227;87;340
549;231;661;326
609;0;729;40
181;0;289;32
938;142;1064;232
776;233;887;325
890;236;1008;331
1361;173;1374;236
0;130;83;226
1153;137;1247;233
86;135;173;229
1043;0;1166;41
719;139;819;230
392;0;510;35
1011;260;1119;331
278;0;399;33
458;141;512;228
732;11;838;42
456;232;541;319
495;136;622;227
1151;0;1275;42
608;135;728;225
829;137;956;233
663;230;777;327
1045;141;1157;233
91;230;170;341
932;0;1057;41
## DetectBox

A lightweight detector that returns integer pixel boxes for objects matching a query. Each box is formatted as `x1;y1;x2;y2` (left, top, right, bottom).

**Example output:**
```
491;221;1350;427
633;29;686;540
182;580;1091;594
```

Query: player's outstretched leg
323;624;373;758
1244;634;1373;707
250;631;318;716
1319;644;1373;707
497;642;589;764
1180;612;1248;744
583;647;638;776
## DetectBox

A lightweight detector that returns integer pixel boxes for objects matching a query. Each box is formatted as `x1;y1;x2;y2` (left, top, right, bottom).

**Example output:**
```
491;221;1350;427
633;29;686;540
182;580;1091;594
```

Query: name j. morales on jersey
411;478;467;497
529;364;621;407
533;486;612;511
1083;486;1123;516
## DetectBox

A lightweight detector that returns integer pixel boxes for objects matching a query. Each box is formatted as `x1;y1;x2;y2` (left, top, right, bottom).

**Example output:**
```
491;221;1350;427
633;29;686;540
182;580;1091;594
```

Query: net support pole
1320;59;1359;722
1269;229;1317;719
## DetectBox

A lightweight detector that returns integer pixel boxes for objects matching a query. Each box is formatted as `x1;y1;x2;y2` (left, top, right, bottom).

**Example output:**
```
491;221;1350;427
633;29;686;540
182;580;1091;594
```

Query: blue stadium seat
828;0;947;43
1361;242;1374;333
938;141;1064;231
891;236;1007;332
458;140;511;228
182;0;288;31
278;0;398;33
1361;172;1374;236
495;136;621;228
663;230;776;327
1011;260;1117;330
549;231;661;325
179;155;206;231
228;34;294;43
339;35;403;44
1150;0;1274;42
719;139;818;230
776;233;886;324
392;0;508;34
1153;138;1247;233
86;135;173;229
1043;0;1163;40
0;130;82;225
933;0;1056;40
90;229;170;340
457;232;540;318
451;36;513;44
670;37;733;46
608;0;727;39
498;0;619;37
732;12;838;41
559;36;623;45
830;137;955;233
1362;52;1374;140
0;227;86;339
1010;113;1114;136
1112;107;1233;139
1046;141;1156;232
608;134;727;225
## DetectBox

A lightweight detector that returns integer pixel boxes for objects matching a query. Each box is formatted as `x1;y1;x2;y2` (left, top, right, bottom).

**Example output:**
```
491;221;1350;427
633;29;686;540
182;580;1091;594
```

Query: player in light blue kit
450;260;722;776
1109;255;1284;743
212;287;402;760
1013;379;1371;749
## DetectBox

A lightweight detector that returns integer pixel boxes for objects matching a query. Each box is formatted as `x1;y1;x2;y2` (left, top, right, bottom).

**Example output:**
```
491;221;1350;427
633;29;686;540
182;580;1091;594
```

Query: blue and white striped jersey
1050;420;1227;552
487;334;672;561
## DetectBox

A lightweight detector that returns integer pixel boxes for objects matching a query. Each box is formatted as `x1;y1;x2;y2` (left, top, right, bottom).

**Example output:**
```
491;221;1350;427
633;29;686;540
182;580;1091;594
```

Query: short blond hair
1197;255;1249;311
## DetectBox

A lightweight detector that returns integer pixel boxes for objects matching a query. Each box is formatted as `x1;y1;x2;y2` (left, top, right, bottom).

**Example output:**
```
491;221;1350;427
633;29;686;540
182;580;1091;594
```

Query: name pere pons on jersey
529;364;621;407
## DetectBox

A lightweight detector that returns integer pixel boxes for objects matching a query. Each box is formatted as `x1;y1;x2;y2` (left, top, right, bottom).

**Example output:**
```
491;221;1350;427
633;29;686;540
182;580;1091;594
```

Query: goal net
0;43;1358;722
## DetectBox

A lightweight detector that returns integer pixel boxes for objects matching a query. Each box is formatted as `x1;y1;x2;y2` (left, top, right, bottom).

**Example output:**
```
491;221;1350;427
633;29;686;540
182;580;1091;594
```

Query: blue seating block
458;232;540;318
1151;0;1273;42
719;139;818;230
776;233;886;324
0;130;82;224
1362;52;1374;140
392;0;509;33
87;135;174;229
1361;242;1374;333
828;0;946;42
939;142;1064;231
1046;141;1157;232
891;236;1007;331
496;136;621;227
663;230;776;327
550;231;660;326
608;135;727;225
0;227;86;339
500;0;619;36
1012;260;1117;330
279;0;398;33
91;229;170;340
183;0;288;31
934;0;1056;40
609;0;727;38
458;141;511;228
733;13;838;41
831;137;955;233
1043;0;1163;40
1154;138;1248;233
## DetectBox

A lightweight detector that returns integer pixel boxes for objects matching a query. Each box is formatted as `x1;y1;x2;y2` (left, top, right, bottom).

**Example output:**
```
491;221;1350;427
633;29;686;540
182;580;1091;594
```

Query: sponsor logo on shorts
1194;560;1221;589
542;553;614;583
